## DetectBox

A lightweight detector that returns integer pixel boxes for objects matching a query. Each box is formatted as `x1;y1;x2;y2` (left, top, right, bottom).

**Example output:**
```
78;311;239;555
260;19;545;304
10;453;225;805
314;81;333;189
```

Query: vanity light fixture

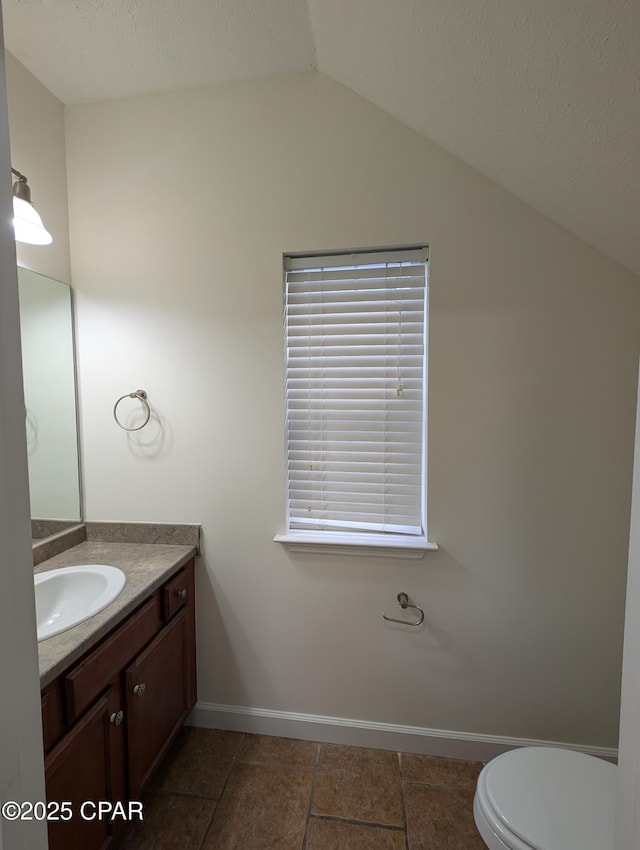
11;168;52;245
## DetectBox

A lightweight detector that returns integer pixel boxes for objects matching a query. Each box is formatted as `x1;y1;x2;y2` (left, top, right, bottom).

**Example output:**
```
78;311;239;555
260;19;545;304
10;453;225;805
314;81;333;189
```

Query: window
275;247;435;556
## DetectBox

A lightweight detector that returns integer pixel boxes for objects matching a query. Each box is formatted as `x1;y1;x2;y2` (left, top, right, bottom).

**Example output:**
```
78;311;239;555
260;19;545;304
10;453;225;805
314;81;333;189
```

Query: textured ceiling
3;0;640;278
308;0;640;280
1;0;315;100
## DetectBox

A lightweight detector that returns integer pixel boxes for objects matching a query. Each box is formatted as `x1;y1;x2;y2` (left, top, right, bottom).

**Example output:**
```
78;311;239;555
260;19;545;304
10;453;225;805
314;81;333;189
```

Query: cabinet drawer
65;593;162;722
163;566;190;621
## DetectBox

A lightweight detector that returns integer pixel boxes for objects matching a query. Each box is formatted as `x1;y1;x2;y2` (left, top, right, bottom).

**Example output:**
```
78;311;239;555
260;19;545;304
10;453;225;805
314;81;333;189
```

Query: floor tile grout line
196;732;246;850
398;752;411;850
402;778;480;791
399;750;482;790
152;788;225;802
234;757;317;771
301;742;321;850
309;812;407;832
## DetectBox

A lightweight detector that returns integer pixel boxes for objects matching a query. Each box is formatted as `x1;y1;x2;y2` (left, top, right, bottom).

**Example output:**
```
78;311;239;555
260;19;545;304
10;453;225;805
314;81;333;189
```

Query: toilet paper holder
382;592;425;627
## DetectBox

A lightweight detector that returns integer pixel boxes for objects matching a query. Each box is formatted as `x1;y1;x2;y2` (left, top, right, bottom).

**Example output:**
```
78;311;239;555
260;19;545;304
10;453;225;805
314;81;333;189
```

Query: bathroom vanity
36;532;198;850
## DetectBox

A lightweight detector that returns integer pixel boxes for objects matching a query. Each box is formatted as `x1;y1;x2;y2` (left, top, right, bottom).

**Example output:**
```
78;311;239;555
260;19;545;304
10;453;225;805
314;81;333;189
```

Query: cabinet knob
176;588;188;600
133;683;146;697
110;710;124;727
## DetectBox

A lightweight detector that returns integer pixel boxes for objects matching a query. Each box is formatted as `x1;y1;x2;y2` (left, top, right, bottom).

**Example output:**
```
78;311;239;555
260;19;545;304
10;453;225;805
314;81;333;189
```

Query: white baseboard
188;701;618;763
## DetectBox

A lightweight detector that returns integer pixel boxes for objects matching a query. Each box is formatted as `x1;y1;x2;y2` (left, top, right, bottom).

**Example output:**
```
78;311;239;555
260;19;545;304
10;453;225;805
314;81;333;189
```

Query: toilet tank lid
482;747;616;850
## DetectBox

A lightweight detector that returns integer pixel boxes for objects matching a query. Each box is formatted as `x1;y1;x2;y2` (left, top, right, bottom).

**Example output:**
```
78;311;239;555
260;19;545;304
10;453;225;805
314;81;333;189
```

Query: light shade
13;195;52;245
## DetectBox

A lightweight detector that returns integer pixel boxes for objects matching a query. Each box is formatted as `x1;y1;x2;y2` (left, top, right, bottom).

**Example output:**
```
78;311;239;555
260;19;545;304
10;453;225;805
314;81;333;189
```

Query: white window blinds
284;247;428;537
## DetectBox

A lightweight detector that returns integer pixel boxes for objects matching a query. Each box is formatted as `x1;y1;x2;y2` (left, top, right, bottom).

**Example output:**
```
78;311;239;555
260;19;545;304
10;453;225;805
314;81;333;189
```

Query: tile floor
119;728;486;850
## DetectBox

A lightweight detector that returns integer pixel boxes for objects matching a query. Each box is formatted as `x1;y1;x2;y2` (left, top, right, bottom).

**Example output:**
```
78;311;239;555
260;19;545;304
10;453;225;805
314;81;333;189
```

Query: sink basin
34;564;126;642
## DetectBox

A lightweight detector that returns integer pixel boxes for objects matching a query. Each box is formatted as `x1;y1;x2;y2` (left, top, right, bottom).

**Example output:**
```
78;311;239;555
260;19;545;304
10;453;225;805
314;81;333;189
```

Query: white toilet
473;746;616;850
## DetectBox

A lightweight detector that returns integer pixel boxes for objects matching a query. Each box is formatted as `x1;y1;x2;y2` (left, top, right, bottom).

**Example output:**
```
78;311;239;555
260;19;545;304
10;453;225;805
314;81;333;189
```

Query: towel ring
382;592;425;627
113;390;151;431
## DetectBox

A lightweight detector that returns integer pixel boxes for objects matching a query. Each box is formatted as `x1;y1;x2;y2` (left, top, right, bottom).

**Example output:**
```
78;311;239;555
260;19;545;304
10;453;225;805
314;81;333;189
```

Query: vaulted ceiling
3;0;640;277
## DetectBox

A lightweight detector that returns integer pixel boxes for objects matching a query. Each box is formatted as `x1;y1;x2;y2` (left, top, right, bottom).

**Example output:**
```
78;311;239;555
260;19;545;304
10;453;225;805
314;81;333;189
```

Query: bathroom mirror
17;267;82;541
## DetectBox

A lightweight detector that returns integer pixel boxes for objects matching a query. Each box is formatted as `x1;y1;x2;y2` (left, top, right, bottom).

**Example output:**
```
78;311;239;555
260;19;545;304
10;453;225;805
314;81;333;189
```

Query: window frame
274;245;437;558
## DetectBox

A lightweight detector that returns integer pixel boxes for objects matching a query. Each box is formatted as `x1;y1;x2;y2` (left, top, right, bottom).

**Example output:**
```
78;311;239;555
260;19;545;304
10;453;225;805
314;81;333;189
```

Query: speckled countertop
36;540;197;689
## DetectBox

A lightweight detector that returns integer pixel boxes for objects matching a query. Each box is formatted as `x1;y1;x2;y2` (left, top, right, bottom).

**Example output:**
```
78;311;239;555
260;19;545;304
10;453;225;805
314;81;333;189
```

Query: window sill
273;531;438;559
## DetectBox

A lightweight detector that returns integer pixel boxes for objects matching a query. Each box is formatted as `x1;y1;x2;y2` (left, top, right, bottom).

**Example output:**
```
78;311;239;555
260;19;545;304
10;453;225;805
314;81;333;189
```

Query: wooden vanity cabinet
42;559;196;850
127;561;196;797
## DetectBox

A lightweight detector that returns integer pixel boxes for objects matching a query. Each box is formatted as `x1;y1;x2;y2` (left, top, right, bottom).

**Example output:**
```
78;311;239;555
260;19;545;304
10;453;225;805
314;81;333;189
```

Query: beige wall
64;70;640;750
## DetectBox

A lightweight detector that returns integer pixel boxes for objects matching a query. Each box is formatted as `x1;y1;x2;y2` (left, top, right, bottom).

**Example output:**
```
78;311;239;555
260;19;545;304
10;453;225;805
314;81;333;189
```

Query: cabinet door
125;608;190;797
45;689;117;850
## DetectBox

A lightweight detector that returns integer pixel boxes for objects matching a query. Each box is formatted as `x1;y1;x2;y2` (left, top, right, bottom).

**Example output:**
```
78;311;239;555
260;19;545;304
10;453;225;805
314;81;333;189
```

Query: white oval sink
34;564;126;642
